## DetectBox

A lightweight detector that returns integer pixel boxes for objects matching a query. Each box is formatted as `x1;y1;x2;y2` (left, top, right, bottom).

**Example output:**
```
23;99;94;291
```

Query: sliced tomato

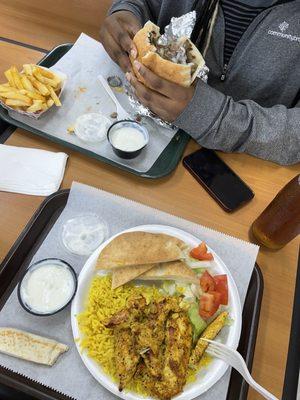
196;242;208;254
200;270;215;292
214;274;228;305
190;243;206;260
199;292;221;319
198;252;214;261
209;290;222;305
190;242;214;261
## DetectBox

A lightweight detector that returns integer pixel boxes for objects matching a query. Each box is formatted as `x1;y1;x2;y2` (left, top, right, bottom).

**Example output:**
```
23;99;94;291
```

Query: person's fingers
121;12;141;37
118;52;132;72
123;16;141;58
130;45;137;59
104;20;130;55
124;20;141;37
126;72;164;104
104;33;131;72
100;12;141;68
133;61;185;99
117;30;134;54
126;73;176;120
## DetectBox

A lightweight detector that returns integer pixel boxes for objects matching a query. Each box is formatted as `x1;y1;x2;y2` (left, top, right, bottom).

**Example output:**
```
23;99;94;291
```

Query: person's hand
126;61;196;122
99;11;141;72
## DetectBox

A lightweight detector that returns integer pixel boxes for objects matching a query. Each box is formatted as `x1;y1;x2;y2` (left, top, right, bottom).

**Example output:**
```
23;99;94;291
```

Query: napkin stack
0;144;68;196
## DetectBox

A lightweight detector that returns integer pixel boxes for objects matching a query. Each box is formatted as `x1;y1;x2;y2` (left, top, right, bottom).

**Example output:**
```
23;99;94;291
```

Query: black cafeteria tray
0;190;263;400
0;44;190;179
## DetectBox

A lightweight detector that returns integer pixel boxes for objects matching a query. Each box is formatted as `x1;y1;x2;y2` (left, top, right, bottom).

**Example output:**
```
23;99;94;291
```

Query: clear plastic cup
74;113;111;143
62;213;109;256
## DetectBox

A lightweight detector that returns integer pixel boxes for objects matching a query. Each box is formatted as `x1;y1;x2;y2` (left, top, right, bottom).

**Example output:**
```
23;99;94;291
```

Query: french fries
48;86;61;106
47;99;54;108
29;77;50;96
21;76;35;92
0;64;63;114
4;69;15;88
5;99;31;107
23;64;33;76
11;66;23;90
27;100;44;113
0;92;32;105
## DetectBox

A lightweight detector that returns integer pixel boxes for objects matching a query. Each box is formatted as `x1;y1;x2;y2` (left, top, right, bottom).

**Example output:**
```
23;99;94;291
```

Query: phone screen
183;149;254;212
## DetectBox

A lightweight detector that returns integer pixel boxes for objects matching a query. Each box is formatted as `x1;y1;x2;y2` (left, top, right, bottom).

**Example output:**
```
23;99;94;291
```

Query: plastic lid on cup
74;113;111;143
62;213;109;256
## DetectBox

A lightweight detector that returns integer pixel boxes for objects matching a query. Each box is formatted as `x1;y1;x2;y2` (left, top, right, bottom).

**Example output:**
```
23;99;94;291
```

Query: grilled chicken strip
151;311;193;400
105;295;147;390
189;311;228;368
114;327;140;391
104;295;147;328
133;297;182;378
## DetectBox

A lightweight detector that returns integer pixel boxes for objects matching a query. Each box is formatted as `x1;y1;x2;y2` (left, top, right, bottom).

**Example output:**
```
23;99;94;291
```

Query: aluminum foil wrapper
127;11;209;127
198;65;209;83
125;81;175;129
158;11;196;45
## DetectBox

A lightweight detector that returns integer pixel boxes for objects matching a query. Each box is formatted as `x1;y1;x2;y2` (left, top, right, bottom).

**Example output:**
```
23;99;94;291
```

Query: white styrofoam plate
71;224;242;400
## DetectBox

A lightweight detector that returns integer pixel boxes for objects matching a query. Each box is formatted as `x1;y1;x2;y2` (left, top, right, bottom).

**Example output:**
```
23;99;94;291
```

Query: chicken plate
105;295;227;400
105;295;192;399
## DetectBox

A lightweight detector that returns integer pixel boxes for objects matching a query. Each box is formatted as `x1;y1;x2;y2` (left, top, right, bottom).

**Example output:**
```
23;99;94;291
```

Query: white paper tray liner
0;182;259;400
8;33;177;173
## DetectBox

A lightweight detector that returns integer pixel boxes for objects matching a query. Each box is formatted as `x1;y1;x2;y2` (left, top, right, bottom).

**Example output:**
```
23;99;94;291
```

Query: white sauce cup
107;120;149;159
17;258;77;316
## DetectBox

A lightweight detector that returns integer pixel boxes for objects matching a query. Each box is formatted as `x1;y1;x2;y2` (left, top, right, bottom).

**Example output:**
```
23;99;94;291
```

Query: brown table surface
0;0;112;50
0;37;300;400
0;41;45;76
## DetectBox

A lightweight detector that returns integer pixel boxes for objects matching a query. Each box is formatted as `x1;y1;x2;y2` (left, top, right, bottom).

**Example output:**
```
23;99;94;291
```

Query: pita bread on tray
96;232;186;270
0;328;68;366
112;263;157;289
131;21;205;87
138;260;199;284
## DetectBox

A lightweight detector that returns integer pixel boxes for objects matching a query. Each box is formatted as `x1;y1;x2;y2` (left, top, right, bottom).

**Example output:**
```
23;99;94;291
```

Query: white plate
71;224;242;400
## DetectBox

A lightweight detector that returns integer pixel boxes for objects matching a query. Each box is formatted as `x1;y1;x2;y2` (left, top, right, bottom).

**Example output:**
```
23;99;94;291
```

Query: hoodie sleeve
108;1;161;24
174;80;300;165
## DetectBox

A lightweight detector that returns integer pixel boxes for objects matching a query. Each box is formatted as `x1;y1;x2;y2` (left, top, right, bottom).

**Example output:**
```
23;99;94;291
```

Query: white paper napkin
0;144;68;195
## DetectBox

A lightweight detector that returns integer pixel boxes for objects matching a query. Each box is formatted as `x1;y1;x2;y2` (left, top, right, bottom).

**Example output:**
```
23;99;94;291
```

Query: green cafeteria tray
0;44;190;179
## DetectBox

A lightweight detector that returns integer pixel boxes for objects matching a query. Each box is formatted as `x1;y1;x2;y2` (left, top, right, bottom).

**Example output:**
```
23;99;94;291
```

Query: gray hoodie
109;0;300;165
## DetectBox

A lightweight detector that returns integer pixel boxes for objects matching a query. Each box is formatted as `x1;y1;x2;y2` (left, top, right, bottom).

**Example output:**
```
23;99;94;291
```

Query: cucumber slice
188;303;207;340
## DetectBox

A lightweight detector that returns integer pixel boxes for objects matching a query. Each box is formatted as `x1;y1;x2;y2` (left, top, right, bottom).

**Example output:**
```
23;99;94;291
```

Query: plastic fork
97;74;131;120
203;339;279;400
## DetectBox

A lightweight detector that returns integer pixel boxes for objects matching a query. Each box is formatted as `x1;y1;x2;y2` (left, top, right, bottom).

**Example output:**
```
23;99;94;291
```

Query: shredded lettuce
161;281;176;295
224;316;234;326
193;267;206;275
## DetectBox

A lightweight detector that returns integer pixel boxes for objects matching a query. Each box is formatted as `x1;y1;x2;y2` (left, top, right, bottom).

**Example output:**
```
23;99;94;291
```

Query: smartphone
183;148;254;212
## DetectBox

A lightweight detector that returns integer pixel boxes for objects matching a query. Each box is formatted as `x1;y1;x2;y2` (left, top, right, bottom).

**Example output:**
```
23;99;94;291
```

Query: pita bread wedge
0;327;68;366
138;260;199;284
112;263;158;289
96;232;186;270
131;21;205;87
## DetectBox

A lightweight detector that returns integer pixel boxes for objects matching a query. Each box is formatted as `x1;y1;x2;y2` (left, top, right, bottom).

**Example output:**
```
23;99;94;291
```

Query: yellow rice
77;275;211;396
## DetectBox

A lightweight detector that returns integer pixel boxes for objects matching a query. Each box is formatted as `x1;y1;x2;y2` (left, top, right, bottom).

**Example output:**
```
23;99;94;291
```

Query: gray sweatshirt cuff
174;80;227;140
108;2;143;23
